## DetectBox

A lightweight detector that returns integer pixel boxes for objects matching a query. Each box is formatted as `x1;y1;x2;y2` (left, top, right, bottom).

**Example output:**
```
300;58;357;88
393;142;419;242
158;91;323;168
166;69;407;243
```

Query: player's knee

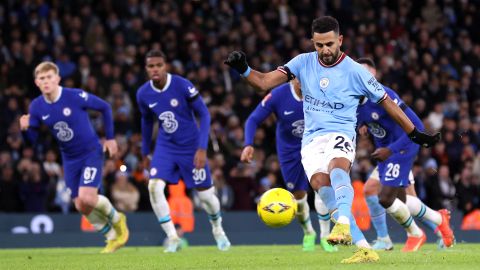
148;179;166;194
378;193;394;209
74;196;97;215
292;190;307;200
310;174;330;190
197;186;215;202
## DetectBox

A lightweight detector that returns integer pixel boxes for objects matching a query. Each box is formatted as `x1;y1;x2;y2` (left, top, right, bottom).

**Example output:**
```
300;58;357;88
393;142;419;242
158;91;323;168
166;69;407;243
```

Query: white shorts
301;133;356;180
369;166;415;184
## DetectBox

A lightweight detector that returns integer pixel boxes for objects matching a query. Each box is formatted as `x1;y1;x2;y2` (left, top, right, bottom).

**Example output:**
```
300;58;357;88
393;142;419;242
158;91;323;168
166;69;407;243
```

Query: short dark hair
145;50;166;61
356;57;376;69
311;16;340;36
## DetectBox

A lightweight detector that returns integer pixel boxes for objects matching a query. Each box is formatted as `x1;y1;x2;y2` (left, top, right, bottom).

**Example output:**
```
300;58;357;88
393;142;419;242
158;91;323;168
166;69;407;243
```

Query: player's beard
319;48;340;65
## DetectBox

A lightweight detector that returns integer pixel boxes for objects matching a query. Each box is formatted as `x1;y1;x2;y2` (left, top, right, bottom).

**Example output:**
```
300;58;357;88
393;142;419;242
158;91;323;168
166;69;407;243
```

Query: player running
137;50;231;253
20;61;129;253
356;58;455;252
241;79;336;252
225;16;440;263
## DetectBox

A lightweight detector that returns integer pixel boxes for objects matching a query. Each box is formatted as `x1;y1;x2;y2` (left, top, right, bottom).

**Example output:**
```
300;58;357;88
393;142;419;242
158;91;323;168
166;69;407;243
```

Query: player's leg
196;186;231;251
363;167;393;250
379;186;425;252
148;154;182;252
292;190;316;251
280;159;317;251
302;134;378;262
378;155;426;252
314;192;337;252
149;179;182;252
405;185;455;248
181;156;230;251
316;182;377;263
69;152;128;253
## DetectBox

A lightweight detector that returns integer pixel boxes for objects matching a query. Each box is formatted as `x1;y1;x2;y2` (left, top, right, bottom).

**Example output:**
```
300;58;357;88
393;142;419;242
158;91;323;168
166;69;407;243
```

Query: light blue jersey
284;52;387;147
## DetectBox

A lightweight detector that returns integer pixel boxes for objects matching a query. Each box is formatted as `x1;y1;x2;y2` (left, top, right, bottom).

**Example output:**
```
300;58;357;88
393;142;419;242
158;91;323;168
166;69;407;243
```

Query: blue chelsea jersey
357;86;424;152
136;73;210;154
285;52;387;147
28;87;112;158
245;83;304;159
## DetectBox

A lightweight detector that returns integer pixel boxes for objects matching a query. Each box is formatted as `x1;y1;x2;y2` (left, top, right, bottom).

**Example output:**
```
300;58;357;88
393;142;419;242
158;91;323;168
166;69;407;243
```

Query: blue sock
330;168;354;219
366;195;389;238
318;186;336;211
415;204;438;232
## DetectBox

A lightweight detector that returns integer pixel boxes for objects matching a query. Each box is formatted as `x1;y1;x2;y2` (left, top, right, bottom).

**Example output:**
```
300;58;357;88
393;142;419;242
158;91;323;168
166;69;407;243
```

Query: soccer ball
257;188;297;228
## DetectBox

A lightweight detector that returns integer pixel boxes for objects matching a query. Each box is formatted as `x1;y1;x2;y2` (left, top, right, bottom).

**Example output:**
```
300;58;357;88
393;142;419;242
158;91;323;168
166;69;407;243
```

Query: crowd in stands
0;0;479;216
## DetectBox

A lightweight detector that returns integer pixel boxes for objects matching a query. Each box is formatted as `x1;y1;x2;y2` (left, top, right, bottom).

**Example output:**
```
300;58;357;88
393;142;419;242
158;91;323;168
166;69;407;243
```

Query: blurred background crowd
0;0;479;217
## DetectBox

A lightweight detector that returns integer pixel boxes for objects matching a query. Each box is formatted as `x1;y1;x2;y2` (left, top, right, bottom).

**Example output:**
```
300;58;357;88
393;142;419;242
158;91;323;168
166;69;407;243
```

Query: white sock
86;210;116;240
386;199;423;237
314;193;330;238
149;179;177;238
85;195;120;240
96;195;120;223
296;194;315;234
406;195;442;237
406;195;442;225
197;186;223;229
355;239;371;249
337;216;350;225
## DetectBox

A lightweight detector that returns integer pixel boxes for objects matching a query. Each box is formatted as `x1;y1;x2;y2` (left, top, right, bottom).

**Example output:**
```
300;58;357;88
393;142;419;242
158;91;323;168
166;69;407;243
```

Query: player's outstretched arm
224;51;287;92
380;95;440;147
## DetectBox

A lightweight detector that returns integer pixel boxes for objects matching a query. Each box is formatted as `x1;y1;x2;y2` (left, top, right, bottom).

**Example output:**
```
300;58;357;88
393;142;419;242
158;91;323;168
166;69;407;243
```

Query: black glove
408;127;441;148
224;51;249;74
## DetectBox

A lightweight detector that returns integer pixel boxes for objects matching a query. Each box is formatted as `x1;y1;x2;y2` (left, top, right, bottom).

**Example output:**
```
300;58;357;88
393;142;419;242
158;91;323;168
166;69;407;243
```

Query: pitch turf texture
2;244;479;270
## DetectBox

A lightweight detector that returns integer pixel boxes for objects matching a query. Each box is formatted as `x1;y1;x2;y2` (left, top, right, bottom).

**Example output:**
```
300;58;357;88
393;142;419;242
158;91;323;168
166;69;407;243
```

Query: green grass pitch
2;244;479;270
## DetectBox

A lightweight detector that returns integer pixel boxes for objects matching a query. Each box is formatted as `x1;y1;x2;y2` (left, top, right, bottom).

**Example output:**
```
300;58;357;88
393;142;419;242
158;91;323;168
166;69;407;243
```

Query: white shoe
164;237;182;253
213;227;231;251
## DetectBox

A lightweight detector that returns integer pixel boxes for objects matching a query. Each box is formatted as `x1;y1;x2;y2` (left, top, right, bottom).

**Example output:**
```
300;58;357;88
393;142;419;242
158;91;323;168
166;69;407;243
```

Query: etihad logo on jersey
304;95;344;110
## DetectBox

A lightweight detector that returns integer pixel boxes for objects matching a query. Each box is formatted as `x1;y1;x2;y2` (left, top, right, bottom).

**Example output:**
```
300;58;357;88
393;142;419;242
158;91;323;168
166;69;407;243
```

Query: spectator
111;171;140;212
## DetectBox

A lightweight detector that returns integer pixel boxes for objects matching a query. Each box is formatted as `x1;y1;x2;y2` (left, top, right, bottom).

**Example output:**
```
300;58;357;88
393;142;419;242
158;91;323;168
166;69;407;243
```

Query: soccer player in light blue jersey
241;79;336;252
356;58;454;252
225;16;440;263
19;62;129;253
137;50;230;253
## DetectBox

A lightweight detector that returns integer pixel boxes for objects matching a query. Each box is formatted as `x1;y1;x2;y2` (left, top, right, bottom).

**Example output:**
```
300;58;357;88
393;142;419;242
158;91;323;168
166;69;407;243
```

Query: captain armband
276;66;296;82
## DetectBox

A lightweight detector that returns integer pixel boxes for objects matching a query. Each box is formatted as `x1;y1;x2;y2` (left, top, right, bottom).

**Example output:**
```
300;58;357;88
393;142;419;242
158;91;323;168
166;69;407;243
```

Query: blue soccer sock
318;186;336;211
330;168;354;223
366;195;389;238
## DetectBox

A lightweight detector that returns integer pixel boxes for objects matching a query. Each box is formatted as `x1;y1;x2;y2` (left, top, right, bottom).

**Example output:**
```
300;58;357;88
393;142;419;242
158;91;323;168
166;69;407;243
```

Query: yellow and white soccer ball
257;188;297;228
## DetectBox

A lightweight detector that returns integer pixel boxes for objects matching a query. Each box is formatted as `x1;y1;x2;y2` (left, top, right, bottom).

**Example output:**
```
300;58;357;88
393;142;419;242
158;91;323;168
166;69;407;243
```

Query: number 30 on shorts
192;168;206;184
